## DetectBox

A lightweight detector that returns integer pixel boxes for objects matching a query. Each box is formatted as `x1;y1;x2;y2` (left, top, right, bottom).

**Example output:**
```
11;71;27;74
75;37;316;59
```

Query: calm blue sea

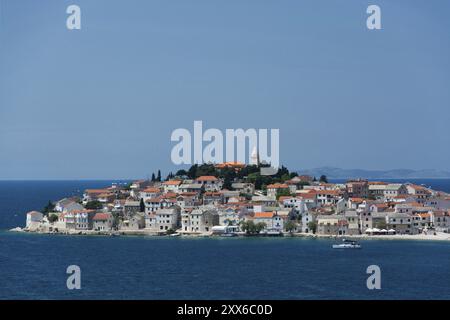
1;179;450;300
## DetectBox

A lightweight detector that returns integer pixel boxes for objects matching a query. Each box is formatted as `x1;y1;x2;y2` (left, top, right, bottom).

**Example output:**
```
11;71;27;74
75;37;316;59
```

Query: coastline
8;227;450;242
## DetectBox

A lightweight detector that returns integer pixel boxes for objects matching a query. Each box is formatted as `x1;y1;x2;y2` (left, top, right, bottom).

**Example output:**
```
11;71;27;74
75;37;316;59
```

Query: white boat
220;232;237;237
332;239;362;249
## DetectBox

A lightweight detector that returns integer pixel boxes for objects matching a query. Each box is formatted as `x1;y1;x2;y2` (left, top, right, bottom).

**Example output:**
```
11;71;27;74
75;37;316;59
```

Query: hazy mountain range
298;167;450;179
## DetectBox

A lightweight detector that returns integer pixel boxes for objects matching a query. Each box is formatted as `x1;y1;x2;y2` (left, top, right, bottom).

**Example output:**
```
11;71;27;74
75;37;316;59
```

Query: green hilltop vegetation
151;163;306;191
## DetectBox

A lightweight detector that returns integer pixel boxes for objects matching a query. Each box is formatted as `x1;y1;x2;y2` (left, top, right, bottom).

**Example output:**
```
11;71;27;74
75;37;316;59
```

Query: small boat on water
220;232;237;237
332;239;362;249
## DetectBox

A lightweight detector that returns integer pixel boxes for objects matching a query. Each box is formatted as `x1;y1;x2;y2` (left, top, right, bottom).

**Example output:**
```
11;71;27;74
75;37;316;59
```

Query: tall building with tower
250;146;260;166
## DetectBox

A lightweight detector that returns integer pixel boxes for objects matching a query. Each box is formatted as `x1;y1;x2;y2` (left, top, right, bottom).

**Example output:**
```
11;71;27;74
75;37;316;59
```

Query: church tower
250;146;259;166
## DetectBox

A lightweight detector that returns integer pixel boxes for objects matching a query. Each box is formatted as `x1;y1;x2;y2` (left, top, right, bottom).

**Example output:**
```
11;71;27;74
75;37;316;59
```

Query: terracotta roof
93;213;112;221
408;184;427;191
215;162;245;168
98;193;114;198
163;180;182;186
196;176;218;182
254;212;275;218
267;183;289;189
161;192;178;199
297;193;316;199
316;190;341;196
85;189;109;194
143;187;160;193
279;196;295;202
410;202;424;207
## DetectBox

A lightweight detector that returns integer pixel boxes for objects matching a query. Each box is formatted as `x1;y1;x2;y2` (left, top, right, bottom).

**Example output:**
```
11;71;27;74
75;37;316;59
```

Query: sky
0;0;449;180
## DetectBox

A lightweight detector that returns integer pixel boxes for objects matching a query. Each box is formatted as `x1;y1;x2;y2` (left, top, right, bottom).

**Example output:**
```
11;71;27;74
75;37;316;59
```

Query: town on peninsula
15;158;450;241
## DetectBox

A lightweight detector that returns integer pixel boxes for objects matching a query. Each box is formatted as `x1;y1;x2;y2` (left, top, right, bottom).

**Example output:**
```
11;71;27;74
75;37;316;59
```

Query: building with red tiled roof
162;180;182;193
254;212;275;218
253;211;284;232
195;176;222;192
92;212;114;231
214;162;245;171
196;176;218;182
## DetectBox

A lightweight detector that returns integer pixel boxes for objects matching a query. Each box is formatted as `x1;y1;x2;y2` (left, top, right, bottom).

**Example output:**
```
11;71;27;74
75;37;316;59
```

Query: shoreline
7;227;450;242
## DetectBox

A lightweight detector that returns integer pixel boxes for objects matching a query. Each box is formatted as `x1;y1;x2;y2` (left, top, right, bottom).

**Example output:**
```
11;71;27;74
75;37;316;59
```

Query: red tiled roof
179;192;197;197
163;180;182;186
267;183;289;189
143;187;160;193
85;189;109;194
196;176;218;182
279;196;294;202
161;192;178;199
93;213;112;221
254;212;274;218
297;193;316;199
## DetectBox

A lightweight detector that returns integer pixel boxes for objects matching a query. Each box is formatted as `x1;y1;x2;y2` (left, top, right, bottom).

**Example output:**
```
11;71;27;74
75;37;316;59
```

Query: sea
0;179;450;300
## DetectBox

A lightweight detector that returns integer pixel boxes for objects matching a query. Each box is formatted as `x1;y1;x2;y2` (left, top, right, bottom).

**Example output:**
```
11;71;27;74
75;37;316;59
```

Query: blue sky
1;0;449;179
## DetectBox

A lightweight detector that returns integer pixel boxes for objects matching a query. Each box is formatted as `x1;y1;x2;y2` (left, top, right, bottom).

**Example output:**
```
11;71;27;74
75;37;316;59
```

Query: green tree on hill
236;164;260;179
85;201;103;210
187;164;198;179
285;220;297;233
48;214;59;223
42;201;55;215
307;221;317;234
175;169;187;177
240;220;266;235
276;189;292;200
157;170;162;182
196;163;217;177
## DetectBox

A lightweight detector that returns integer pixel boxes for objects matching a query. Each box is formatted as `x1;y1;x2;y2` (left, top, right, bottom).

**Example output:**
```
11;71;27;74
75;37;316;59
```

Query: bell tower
250;146;259;166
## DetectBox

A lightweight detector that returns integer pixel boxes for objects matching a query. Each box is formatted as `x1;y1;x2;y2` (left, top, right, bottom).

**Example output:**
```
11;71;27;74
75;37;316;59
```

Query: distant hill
298;167;450;179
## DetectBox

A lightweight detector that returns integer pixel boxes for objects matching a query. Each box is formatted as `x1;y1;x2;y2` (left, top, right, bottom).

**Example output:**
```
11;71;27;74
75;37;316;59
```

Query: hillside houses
253;212;284;232
266;183;289;198
181;207;219;233
22;164;450;237
195;176;223;191
54;198;84;213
